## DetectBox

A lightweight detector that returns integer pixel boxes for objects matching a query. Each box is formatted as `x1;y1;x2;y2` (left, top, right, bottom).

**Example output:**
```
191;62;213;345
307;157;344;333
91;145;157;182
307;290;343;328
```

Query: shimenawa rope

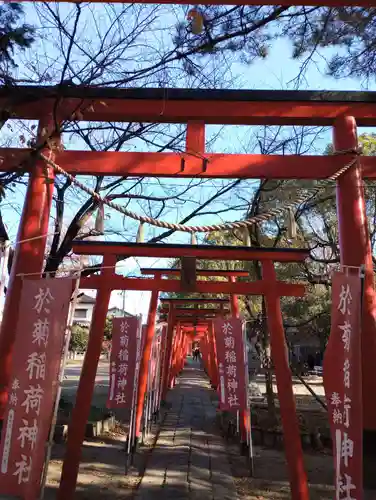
38;148;359;235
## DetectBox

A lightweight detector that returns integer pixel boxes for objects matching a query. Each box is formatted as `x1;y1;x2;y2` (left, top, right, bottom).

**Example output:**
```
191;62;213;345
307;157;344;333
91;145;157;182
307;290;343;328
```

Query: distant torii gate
157;296;232;397
50;240;310;500
157;292;252;447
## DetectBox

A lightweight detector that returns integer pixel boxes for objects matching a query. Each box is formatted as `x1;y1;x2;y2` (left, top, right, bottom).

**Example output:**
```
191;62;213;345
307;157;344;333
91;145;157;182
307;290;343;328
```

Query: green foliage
285;7;376;81
103;317;113;340
358;133;376;156
69;324;89;351
163;134;376;356
176;6;376;82
0;4;34;67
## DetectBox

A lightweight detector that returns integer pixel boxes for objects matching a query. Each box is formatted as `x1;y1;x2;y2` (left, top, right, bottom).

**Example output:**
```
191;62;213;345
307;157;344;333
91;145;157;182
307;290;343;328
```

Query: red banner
107;316;142;409
213;318;247;412
0;278;73;500
323;271;363;499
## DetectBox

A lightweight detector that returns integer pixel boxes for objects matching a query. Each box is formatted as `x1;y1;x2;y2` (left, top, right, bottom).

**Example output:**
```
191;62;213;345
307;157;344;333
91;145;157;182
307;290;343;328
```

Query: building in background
73;293;134;326
73;293;96;326
107;306;134;318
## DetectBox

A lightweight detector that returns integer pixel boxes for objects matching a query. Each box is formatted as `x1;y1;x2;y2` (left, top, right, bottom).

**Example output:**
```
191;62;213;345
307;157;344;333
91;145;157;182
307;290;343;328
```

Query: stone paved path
134;359;238;500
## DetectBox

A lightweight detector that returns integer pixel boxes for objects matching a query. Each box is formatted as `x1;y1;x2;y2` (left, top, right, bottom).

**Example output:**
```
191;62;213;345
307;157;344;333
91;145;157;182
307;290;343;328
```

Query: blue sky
1;5;375;320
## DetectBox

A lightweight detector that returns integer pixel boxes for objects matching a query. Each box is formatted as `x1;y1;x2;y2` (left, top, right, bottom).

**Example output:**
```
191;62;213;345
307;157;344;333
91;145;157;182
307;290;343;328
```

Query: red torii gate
0;84;374;497
0;88;374;445
158;288;244;446
157;311;216;392
50;240;309;500
157;296;232;395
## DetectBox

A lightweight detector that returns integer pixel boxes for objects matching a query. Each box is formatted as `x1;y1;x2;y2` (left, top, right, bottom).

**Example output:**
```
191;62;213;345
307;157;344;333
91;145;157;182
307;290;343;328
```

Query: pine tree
0;4;34;68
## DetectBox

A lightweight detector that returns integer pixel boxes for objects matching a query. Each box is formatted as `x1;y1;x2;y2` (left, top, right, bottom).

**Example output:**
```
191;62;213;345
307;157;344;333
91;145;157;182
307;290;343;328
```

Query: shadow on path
134;358;237;500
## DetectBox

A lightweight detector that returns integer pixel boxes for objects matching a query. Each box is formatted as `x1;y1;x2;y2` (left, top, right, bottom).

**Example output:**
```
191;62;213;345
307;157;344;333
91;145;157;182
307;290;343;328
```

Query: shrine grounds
41;358;342;499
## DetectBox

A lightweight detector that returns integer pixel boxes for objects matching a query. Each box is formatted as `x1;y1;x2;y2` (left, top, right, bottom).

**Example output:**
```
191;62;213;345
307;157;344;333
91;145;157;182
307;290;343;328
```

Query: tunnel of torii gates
61;241;310;500
0;85;375;499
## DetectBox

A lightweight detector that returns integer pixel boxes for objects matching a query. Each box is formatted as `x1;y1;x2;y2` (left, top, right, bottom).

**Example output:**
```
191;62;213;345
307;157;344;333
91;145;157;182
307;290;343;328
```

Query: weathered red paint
161;298;230;305
168;325;180;388
57;255;116;500
334;116;376;431
135;288;159;437
262;260;309;500
4;149;376;180
229;276;240;318
4;94;376;126
161;314;175;401
142;268;250;277
160;306;230;313
186;121;205;154
0;119;57;418
2;83;373;500
79;275;305;296
73;241;309;263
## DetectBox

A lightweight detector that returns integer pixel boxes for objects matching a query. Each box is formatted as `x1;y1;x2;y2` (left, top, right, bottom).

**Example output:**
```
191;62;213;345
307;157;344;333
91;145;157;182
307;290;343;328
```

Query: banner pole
123;303;133;468
147;338;153;434
39;272;81;500
155;335;160;416
153;333;158;417
130;316;143;461
243;321;254;475
359;264;365;498
153;333;160;422
127;315;141;467
157;332;163;415
0;240;10;323
149;334;156;432
359;264;365;310
145;337;153;439
156;324;167;418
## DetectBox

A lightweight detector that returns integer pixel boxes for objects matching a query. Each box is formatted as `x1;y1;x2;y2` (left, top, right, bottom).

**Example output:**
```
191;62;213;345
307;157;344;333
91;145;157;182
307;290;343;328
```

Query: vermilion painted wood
141;268;250;276
72;241;310;262
263;260;309;499
159;297;229;302
3;149;372;179
160;306;230;312
0;119;56;420
179;324;209;329
334;116;376;431
135;290;159;437
58;255;116;500
159;313;222;320
161;298;229;304
230;275;240;317
3;87;376;125
78;276;306;296
161;317;175;401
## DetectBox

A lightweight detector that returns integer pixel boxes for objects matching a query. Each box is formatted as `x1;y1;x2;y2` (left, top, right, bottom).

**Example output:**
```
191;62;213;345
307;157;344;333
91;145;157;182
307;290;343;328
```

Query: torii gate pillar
334;117;376;436
135;288;159;438
0;119;57;419
334;116;376;488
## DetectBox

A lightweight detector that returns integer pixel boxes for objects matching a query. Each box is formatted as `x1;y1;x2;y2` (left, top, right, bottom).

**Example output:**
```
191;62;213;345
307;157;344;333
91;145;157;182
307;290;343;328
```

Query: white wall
73;302;95;326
